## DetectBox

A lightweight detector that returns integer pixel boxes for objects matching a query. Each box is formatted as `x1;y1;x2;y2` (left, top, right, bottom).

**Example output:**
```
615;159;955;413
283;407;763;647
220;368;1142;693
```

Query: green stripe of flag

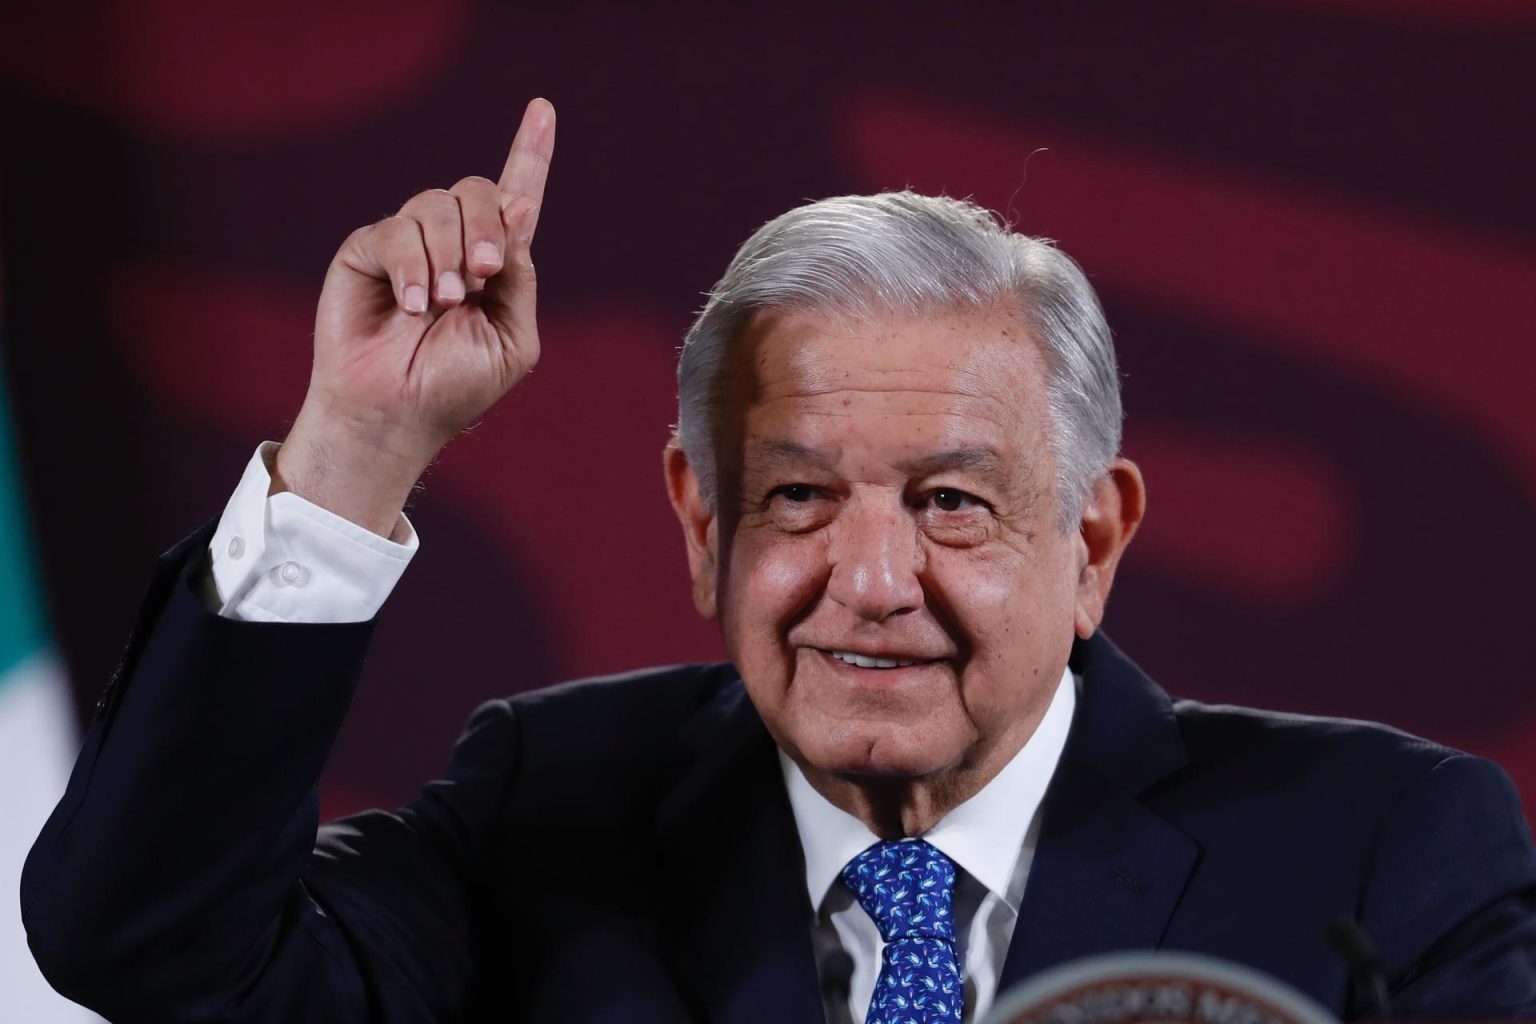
0;350;47;679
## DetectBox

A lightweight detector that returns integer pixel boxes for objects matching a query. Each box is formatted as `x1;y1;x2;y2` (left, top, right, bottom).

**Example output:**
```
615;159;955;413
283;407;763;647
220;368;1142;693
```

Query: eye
762;482;836;532
773;483;819;504
924;488;984;513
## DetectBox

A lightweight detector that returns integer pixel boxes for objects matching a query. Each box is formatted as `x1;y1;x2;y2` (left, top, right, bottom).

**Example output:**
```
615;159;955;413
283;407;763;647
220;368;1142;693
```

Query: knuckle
374;214;413;238
378;237;426;273
455;199;505;237
402;189;459;219
452;175;496;194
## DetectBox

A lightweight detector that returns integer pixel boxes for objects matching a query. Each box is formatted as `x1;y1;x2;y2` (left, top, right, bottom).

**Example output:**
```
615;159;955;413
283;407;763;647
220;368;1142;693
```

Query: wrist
273;407;436;538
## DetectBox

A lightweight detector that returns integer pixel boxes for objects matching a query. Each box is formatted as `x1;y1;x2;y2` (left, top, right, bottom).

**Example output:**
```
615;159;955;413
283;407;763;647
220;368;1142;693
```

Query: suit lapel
649;636;1199;1013
655;679;826;1024
1000;633;1201;988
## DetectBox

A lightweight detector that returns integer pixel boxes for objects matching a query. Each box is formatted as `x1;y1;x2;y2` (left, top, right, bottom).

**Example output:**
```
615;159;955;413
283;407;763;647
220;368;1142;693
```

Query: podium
982;952;1337;1024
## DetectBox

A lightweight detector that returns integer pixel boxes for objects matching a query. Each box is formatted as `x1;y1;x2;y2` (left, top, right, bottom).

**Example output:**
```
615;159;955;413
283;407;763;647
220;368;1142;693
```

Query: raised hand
274;98;556;537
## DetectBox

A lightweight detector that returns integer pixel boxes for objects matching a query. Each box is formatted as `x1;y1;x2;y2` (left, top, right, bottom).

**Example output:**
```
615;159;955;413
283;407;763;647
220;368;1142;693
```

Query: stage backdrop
2;0;1533;828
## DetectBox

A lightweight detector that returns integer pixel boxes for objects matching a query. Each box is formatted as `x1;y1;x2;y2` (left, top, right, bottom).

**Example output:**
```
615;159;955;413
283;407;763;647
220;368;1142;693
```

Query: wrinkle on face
710;304;1080;815
667;301;1144;837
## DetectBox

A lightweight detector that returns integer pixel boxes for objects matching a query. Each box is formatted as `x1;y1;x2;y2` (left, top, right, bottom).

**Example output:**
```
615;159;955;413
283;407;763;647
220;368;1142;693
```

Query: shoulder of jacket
503;661;741;762
509;661;738;715
1168;697;1470;790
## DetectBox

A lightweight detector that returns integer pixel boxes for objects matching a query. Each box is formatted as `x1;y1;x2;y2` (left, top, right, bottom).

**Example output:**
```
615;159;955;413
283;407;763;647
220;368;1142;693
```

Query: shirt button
227;536;245;559
272;561;309;587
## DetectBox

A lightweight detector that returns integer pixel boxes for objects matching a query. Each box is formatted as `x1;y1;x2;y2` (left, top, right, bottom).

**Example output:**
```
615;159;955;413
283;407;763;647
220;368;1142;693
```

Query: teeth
829;650;920;669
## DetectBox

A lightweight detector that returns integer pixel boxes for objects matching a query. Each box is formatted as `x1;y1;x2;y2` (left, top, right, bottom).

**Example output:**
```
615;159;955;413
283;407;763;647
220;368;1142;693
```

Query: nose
825;494;924;621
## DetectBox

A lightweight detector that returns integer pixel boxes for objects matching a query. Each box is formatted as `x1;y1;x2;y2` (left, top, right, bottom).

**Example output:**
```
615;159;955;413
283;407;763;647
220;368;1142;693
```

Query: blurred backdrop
2;0;1533;831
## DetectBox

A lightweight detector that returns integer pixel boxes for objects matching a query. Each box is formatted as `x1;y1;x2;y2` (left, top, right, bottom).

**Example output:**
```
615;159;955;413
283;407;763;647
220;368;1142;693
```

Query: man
21;100;1536;1023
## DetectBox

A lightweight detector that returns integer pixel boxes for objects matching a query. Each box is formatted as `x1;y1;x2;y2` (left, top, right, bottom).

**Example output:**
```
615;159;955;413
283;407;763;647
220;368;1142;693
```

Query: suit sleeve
1360;751;1536;1018
20;525;520;1024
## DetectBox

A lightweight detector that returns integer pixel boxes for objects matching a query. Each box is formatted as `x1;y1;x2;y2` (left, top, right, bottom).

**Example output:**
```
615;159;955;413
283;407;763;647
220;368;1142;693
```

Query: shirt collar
780;664;1076;914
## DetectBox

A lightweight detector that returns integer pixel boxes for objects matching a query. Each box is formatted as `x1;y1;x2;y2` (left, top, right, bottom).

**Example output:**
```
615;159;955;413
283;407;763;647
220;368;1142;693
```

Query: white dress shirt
206;443;416;621
207;443;1076;1022
783;668;1075;1024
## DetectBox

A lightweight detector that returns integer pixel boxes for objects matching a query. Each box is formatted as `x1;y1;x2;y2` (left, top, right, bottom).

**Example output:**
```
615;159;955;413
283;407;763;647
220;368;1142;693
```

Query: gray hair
675;191;1121;529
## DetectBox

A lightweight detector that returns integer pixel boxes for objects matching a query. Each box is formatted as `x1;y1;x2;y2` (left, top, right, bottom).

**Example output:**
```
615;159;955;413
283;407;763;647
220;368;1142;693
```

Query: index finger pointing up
498;98;556;204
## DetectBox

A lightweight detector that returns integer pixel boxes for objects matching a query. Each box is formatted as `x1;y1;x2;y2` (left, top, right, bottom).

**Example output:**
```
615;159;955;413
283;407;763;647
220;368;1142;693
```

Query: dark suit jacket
22;526;1536;1022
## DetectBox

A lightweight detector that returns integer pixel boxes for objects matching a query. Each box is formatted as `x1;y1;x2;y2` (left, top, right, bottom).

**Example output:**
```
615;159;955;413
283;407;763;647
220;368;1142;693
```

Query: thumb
484;195;540;342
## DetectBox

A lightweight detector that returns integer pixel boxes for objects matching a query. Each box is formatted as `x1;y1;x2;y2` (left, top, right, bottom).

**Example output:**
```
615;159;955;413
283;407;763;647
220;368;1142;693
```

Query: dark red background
3;1;1533;820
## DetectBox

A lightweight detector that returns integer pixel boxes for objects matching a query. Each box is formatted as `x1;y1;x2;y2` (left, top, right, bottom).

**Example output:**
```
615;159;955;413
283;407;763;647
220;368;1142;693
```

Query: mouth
816;648;945;671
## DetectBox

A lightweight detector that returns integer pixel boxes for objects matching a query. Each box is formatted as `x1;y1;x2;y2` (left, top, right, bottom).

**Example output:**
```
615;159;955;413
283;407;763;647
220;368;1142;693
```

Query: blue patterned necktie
840;838;964;1024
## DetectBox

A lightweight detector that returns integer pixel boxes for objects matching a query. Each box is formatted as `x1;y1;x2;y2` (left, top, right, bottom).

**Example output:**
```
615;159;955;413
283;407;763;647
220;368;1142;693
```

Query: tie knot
840;839;958;943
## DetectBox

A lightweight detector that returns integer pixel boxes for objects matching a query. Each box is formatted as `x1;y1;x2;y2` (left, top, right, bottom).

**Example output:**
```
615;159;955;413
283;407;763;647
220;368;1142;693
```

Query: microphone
813;929;855;1024
1325;917;1391;1021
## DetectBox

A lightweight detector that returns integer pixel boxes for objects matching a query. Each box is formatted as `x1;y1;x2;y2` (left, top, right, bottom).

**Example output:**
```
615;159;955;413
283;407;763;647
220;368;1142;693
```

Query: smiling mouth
822;649;938;670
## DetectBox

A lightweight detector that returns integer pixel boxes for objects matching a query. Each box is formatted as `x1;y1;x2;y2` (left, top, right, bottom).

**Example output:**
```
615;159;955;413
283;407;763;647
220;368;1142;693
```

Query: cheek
934;542;1078;666
722;533;827;647
947;564;1076;735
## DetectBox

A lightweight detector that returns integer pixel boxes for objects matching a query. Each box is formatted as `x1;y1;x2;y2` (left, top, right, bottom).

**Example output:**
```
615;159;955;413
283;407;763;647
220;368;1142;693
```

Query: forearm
21;533;376;1021
273;405;432;541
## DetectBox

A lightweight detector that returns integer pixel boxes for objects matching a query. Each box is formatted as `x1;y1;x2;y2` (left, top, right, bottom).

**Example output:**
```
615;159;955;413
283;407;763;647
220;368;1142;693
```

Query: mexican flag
0;348;100;1020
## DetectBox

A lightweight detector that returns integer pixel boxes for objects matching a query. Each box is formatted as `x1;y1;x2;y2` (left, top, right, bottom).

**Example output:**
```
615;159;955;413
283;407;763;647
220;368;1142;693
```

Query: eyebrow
747;440;840;471
746;440;1008;480
898;447;1008;481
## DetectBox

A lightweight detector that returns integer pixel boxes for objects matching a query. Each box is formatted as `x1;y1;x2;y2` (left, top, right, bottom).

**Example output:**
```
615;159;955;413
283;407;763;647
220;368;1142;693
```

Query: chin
795;718;966;781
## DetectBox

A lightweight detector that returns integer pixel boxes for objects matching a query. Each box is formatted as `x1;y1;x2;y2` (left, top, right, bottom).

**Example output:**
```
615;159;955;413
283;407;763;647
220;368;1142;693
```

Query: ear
664;438;719;620
1073;457;1146;639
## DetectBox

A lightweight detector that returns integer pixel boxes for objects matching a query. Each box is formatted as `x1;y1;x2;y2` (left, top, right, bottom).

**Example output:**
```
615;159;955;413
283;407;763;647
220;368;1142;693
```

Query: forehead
728;306;1053;457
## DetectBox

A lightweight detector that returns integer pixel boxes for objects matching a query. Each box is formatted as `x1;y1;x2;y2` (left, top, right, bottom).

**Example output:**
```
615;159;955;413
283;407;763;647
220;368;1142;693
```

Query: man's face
675;306;1101;782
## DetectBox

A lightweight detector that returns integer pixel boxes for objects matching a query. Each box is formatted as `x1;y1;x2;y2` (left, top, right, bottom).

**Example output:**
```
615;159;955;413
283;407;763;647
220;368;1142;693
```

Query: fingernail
438;271;465;302
404;285;428;312
471;241;500;267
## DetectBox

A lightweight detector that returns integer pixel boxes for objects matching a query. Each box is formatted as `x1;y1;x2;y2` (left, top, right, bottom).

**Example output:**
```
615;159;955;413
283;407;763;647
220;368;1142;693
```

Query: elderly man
22;100;1536;1023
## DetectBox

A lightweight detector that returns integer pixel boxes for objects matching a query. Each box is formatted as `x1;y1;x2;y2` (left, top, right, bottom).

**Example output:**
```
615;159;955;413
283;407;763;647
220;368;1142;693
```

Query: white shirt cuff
207;442;418;623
